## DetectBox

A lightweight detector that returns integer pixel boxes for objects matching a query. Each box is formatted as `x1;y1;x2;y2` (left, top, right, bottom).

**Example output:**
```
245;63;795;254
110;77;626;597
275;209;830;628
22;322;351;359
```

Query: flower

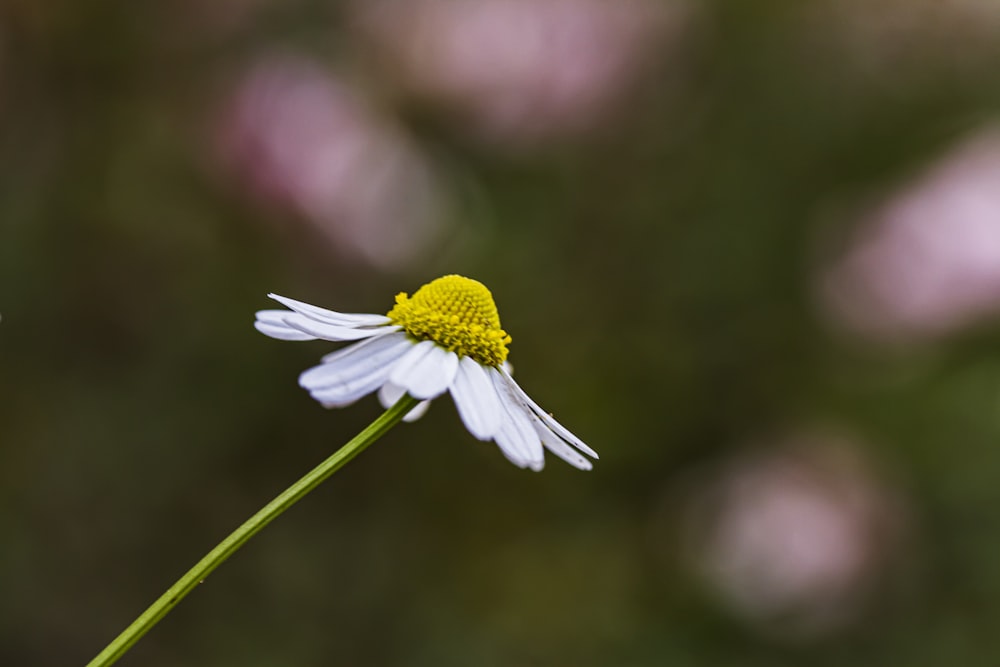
214;55;447;269
255;275;598;471
677;435;904;638
818;126;1000;342
352;0;682;148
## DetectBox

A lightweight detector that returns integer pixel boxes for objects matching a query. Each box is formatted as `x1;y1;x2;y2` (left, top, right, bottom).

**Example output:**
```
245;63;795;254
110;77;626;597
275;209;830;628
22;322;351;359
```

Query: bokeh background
4;1;1000;665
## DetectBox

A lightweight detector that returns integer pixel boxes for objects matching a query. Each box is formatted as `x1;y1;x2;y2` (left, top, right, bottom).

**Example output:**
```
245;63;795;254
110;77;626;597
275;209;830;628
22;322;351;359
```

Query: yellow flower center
387;275;512;366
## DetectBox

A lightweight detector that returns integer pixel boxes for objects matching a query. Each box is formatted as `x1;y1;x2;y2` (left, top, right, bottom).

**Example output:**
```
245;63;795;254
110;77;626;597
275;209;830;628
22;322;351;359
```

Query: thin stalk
87;394;421;667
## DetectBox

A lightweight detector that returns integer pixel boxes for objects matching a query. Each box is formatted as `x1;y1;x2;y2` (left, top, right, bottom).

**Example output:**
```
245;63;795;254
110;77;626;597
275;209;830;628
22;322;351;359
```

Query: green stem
87;394;421;667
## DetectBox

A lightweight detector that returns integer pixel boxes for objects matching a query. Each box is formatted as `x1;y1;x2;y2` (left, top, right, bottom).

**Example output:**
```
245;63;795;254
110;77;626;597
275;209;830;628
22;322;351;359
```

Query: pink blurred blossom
353;0;687;147
214;55;446;268
682;436;904;637
820;128;1000;342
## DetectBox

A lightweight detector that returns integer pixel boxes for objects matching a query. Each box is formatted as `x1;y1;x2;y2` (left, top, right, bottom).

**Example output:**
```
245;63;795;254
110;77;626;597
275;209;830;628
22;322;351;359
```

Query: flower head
255;275;597;471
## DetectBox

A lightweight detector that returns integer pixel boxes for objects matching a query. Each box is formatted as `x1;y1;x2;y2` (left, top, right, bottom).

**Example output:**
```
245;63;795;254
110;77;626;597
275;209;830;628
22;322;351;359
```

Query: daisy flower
255;274;597;471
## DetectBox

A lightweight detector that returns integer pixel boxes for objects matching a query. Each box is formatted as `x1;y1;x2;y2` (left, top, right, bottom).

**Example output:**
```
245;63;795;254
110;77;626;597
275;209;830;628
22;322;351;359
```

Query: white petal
490;368;544;470
255;311;317;341
499;367;598;460
403;346;460;400
315;332;400;367
492;433;530;468
300;332;411;389
282;312;399;342
268;294;391;327
449;357;502;440
533;419;593;471
378;382;431;422
388;341;459;400
388;340;435;386
299;333;413;407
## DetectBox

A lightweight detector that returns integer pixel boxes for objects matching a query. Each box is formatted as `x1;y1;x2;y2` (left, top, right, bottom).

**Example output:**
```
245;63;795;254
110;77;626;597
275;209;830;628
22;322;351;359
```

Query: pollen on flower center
387;274;512;366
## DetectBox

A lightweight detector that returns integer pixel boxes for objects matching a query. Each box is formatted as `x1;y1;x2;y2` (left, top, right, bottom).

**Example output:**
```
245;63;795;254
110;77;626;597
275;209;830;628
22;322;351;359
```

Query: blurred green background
5;1;1000;665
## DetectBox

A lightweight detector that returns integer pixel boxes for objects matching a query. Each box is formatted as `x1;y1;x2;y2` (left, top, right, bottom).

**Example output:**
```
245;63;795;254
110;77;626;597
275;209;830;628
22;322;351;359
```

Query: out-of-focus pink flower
353;0;687;147
820;128;1000;342
214;55;446;268
681;436;903;638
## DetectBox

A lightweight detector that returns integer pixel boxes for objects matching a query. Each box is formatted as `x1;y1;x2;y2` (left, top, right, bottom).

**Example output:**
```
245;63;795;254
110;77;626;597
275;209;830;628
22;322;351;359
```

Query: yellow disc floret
387;275;512;366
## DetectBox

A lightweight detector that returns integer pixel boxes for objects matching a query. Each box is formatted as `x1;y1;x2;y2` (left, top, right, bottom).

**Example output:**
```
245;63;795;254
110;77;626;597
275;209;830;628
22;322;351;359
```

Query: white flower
255;274;598;471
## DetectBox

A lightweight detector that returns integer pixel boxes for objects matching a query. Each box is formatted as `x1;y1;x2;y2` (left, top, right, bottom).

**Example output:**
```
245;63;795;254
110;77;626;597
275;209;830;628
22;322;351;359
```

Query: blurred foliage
4;1;1000;666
